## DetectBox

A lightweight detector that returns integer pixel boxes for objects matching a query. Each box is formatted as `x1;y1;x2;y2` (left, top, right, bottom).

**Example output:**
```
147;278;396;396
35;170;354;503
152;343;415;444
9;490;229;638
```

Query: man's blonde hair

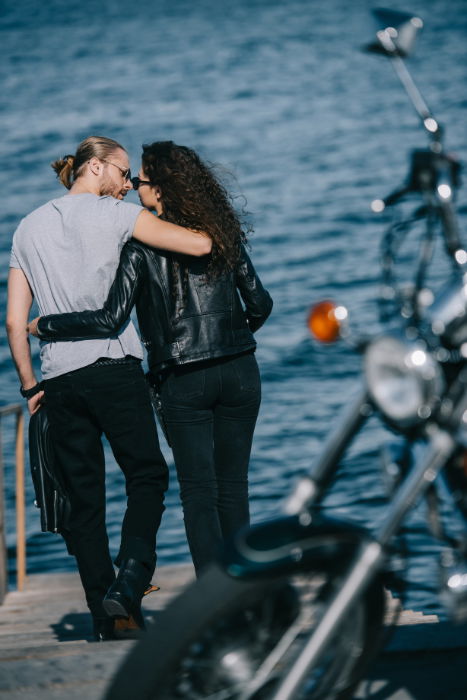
51;136;126;189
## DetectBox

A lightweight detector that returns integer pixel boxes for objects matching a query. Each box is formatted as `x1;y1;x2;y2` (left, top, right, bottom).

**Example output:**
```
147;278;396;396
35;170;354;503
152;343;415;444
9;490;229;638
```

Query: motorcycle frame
270;422;458;700
224;378;467;700
266;15;467;699
236;13;467;699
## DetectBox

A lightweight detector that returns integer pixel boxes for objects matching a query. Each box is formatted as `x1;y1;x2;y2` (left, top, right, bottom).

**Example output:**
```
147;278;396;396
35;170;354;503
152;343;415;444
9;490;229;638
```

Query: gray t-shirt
10;193;144;379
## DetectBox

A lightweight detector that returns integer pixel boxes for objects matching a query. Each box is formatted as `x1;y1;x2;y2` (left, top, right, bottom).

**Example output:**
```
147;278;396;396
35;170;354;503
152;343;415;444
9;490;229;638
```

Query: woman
31;141;273;575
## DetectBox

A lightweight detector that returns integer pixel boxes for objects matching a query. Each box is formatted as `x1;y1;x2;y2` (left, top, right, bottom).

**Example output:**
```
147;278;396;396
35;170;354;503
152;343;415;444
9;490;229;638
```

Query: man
6;135;211;640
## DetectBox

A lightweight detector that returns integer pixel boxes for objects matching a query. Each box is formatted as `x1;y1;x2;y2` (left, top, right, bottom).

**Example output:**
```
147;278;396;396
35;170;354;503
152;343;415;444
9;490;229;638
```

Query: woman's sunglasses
131;176;152;191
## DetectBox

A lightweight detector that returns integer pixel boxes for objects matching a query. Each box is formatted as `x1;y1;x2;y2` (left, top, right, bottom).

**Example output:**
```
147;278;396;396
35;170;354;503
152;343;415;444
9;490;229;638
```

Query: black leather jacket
37;241;273;373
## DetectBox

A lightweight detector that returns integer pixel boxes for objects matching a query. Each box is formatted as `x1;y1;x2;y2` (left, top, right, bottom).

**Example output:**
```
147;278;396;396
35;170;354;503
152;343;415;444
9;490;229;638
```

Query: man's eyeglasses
100;159;131;182
131;176;152;191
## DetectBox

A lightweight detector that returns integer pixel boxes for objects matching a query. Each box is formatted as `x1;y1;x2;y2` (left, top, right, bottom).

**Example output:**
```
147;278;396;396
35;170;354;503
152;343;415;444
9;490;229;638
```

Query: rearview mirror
364;7;423;57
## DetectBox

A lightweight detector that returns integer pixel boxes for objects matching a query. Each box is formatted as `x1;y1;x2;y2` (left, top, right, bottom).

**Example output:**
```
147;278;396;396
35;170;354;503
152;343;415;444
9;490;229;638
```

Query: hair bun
51;154;75;189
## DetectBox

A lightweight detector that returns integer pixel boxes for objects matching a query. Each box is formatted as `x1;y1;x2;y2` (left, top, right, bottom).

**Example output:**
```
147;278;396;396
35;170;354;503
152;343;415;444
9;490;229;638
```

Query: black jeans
44;359;168;617
160;352;261;575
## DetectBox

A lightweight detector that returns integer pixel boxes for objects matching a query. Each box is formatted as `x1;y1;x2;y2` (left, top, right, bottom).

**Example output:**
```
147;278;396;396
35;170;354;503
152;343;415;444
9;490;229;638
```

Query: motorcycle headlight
364;335;444;429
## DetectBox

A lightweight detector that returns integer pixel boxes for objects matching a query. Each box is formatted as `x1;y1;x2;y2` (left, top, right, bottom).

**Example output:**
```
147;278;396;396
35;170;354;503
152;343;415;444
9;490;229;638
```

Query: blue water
1;0;466;615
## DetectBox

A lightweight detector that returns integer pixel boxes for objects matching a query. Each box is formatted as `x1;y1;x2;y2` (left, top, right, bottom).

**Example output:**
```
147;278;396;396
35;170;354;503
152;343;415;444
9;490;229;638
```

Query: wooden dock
0;564;195;699
1;565;467;699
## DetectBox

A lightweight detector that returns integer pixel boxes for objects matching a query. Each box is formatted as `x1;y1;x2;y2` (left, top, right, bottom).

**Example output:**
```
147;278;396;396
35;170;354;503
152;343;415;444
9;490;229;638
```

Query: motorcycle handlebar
375;149;464;267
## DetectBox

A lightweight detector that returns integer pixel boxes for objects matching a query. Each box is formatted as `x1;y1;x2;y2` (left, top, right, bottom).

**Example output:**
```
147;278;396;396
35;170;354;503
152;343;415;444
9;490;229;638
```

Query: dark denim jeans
160;351;261;575
44;359;168;617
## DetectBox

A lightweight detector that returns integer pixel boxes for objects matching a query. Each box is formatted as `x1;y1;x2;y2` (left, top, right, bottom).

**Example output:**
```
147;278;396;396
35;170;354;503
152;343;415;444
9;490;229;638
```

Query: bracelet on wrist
20;381;44;400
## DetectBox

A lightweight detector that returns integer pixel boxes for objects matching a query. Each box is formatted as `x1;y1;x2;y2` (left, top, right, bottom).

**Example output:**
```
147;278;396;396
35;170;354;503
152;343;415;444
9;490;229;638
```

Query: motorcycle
105;9;467;699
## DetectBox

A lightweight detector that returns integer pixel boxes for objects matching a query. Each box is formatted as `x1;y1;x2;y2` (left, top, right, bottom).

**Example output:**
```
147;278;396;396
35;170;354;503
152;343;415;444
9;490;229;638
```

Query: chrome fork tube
270;425;456;700
284;387;372;515
377;426;455;544
270;540;383;700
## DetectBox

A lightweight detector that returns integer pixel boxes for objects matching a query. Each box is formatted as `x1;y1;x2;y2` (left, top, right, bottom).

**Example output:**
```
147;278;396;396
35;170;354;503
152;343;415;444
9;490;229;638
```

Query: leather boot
103;558;150;630
93;616;116;641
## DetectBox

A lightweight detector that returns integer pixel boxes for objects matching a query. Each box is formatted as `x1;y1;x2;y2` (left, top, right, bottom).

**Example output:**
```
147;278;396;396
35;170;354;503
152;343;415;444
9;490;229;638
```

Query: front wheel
105;563;385;700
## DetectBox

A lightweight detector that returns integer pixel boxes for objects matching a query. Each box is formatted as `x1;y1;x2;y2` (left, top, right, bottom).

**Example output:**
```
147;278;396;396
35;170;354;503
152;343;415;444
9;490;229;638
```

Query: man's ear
88;156;102;176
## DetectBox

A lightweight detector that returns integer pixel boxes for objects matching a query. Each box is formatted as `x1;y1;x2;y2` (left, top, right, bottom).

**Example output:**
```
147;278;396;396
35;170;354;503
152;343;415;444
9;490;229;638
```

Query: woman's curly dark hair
141;141;251;277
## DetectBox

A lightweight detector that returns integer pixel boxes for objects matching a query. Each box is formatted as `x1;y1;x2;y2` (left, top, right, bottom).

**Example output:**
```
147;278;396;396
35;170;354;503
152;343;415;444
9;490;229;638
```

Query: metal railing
0;404;25;602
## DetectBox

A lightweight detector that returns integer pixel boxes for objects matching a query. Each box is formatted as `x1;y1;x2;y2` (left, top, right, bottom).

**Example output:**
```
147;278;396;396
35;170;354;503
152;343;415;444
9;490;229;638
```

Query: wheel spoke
239;609;314;699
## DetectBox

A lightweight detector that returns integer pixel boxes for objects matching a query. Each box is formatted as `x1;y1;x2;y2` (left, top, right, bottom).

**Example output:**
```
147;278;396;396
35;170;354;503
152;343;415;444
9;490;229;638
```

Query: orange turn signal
307;300;346;343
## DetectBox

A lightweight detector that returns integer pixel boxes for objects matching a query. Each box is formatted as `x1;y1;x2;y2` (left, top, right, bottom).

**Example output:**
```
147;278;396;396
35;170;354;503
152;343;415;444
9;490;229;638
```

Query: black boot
103;558;150;630
93;616;116;641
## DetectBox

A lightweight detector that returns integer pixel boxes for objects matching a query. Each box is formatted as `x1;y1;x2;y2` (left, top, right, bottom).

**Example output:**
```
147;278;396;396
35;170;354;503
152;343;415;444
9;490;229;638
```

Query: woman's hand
27;317;41;337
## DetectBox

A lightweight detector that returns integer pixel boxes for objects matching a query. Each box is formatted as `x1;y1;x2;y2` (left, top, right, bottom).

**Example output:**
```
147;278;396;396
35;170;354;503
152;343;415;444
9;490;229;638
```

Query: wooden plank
0;564;195;646
1;566;466;700
0;564;195;699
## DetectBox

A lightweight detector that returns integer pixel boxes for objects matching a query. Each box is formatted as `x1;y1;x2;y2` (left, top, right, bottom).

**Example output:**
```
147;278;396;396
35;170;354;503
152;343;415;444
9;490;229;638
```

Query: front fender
222;512;373;580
